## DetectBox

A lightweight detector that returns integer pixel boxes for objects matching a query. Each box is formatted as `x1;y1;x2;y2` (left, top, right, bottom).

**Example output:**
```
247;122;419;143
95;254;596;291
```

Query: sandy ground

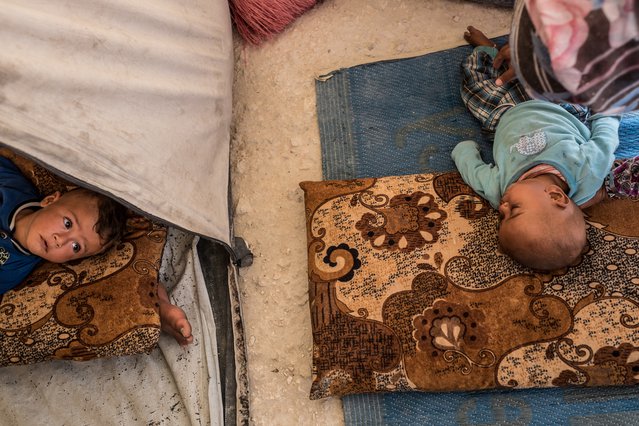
230;1;512;424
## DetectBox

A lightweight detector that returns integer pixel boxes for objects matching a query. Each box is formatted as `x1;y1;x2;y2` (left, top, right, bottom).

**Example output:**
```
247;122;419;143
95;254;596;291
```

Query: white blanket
0;229;224;425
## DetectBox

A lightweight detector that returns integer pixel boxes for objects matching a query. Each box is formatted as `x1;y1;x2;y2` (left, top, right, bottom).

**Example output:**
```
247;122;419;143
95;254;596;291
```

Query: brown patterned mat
0;149;161;365
301;172;639;399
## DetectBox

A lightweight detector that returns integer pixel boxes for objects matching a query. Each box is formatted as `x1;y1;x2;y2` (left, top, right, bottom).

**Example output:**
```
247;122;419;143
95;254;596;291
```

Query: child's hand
493;44;516;87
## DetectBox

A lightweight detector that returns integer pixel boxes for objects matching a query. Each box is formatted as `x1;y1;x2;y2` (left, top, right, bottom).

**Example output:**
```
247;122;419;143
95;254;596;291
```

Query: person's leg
463;25;497;49
461;26;530;132
158;283;193;346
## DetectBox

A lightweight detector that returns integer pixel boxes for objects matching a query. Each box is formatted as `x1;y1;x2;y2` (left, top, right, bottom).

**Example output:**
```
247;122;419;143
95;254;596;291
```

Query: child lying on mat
451;26;627;271
0;156;193;346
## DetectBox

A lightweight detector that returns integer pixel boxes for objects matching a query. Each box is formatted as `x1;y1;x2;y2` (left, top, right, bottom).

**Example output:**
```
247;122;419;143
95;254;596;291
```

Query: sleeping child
0;156;192;346
451;26;623;271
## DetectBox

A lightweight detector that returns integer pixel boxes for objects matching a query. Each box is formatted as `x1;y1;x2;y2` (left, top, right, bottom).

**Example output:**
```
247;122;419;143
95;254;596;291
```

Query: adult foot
463;26;495;47
158;284;194;346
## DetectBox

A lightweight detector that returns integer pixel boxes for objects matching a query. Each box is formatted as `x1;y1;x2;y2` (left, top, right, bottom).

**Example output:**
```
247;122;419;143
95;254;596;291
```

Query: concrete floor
230;1;512;424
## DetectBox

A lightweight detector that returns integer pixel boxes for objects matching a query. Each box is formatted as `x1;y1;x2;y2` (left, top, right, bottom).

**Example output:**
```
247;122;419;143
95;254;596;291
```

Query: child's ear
40;191;62;207
546;185;570;208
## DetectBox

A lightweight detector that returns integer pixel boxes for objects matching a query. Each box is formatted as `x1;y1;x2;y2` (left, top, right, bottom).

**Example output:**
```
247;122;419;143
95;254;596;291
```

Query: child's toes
178;321;193;345
179;323;192;339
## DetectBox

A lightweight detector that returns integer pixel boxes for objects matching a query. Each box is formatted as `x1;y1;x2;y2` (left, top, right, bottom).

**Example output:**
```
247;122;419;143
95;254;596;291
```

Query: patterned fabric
0;149;162;366
511;0;639;114
301;172;639;399
461;48;591;132
461;47;530;132
607;156;639;199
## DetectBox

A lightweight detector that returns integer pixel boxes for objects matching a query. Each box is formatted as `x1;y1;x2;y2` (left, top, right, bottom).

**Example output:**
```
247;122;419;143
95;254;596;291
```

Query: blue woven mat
315;39;639;426
317;37;639;180
343;387;639;425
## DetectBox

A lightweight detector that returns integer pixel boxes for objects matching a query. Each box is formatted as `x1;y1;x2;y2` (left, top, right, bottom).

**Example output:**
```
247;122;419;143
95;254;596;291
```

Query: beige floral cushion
301;172;639;399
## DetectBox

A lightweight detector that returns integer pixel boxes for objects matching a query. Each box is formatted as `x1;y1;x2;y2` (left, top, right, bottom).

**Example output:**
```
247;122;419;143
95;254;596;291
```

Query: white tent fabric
0;230;223;425
0;1;239;424
0;0;233;244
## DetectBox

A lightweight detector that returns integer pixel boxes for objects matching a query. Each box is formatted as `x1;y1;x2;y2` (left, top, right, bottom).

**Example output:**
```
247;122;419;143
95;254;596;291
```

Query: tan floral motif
430;316;465;350
356;191;446;251
322;243;361;282
412;301;487;355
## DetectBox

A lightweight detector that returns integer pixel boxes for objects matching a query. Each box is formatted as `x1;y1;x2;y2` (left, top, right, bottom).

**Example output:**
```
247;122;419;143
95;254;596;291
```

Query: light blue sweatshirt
451;100;621;209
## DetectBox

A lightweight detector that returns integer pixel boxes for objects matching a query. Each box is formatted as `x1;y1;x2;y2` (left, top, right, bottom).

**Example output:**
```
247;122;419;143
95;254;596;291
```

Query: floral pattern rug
301;172;639;399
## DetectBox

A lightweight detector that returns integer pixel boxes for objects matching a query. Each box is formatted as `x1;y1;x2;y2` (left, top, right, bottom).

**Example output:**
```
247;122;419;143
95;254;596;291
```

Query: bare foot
158;284;193;346
463;26;495;48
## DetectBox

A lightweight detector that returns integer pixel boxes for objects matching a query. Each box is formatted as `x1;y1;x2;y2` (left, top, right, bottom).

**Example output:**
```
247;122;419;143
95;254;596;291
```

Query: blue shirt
0;157;42;293
451;100;621;209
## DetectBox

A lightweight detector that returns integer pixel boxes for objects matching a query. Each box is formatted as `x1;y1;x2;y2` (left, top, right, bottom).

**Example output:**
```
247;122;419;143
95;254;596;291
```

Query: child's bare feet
158;284;193;346
464;26;495;47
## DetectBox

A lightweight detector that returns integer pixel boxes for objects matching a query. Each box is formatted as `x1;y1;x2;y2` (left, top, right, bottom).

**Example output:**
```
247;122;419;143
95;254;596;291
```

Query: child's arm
571;114;621;208
451;141;501;208
586;114;622;163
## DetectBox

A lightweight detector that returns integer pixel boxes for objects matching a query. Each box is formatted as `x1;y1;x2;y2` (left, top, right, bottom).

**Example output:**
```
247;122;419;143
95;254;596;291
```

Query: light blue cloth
451;100;621;208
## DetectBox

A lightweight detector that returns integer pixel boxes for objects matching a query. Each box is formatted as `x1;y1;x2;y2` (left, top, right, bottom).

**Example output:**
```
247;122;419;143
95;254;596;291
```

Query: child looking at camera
1;156;192;345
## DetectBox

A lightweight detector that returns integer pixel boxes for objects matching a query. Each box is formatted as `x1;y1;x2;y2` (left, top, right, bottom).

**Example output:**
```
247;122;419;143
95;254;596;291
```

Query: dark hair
70;188;128;248
498;206;586;271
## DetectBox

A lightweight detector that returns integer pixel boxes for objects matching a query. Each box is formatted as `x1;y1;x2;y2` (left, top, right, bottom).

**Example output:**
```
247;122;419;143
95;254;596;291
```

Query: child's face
497;179;586;270
498;180;551;243
17;191;105;263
